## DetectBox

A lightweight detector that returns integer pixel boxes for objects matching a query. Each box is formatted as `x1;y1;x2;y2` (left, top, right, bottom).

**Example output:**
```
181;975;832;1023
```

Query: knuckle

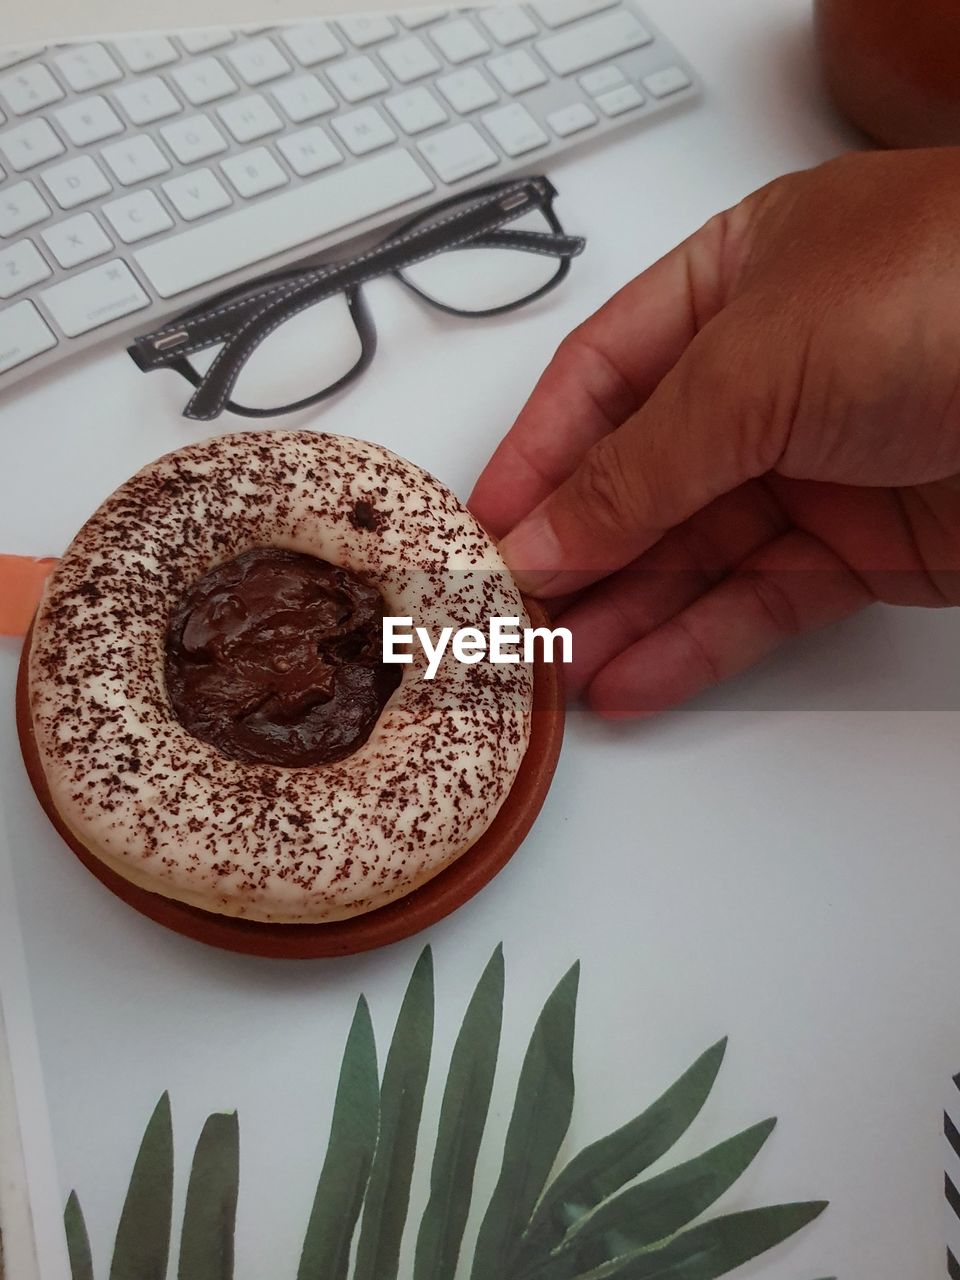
571;439;637;540
683;320;784;474
553;327;585;371
745;572;802;637
554;325;609;380
663;614;723;689
554;328;637;425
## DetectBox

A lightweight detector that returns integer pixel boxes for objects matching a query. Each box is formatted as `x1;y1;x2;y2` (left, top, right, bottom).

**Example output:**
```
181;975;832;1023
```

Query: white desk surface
2;2;958;1277
7;0;440;49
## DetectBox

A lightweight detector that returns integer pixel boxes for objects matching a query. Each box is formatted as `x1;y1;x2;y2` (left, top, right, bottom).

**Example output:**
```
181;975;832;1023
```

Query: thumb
498;308;791;597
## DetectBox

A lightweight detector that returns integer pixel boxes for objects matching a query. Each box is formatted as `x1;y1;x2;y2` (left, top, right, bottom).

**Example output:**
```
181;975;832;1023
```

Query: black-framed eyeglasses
128;175;586;423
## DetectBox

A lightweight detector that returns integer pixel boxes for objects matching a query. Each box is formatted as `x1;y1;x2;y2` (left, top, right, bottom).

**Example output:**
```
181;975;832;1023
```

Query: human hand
469;149;960;717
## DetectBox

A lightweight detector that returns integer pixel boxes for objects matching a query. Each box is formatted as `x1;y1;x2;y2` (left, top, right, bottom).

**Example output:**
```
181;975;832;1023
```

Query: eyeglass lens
398;207;566;314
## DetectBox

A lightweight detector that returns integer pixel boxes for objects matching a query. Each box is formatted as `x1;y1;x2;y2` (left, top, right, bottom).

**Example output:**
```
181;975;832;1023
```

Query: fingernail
499;509;564;596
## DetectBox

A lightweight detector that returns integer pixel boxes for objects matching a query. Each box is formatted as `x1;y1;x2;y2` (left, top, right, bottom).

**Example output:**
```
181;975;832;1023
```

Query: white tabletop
8;0;430;48
2;2;958;1277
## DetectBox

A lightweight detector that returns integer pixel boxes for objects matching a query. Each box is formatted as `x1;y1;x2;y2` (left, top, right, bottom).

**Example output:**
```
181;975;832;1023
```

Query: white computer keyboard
0;1;699;390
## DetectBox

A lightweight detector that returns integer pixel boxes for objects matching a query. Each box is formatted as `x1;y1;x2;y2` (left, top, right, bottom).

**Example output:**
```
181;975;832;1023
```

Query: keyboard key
486;50;547;94
42;155;111;208
171;58;237;106
337;15;396;47
40;260;149;335
418;121;497;182
101;136;170;186
0;64;64;115
579;64;624;95
279;24;343;67
331;107;395;156
0;239;51;298
112;35;178;72
0;181;50;235
227;38;291;86
0;301;56;373
536;11;652;75
436;68;497;114
55;95;123;145
217;93;282;143
179;29;234;55
481;102;548;156
531;0;618;27
163;168;232;220
384;86;447;135
221;146;288;197
643;65;692;97
135;149;433;297
53;44;122;93
430;19;490;64
595;83;644;115
0;49;46;73
478;7;538;46
103;190;174;243
380;36;440;84
399;9;446;28
161;114;227;163
276;126;342;175
546;100;597;136
271;74;336;123
0;119;64;171
113;77;182;125
326;56;389;104
42;212;113;267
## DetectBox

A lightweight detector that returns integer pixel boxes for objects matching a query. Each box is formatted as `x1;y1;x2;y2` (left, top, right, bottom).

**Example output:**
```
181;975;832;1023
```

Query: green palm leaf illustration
178;1110;240;1280
414;944;505;1280
565;1202;828;1280
470;961;580;1280
64;1190;94;1280
62;951;831;1280
353;946;435;1280
521;1039;727;1261
522;1119;777;1280
109;1092;174;1280
297;995;379;1280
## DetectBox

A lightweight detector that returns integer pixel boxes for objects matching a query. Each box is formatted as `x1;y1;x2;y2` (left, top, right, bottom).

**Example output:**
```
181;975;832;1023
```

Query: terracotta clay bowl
17;599;564;958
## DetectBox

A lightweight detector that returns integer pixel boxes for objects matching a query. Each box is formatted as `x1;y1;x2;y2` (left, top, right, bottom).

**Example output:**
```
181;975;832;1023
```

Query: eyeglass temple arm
464;228;586;257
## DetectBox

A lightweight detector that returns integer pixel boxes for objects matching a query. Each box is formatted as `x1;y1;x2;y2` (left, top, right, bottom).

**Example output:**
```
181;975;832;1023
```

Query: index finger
468;206;745;539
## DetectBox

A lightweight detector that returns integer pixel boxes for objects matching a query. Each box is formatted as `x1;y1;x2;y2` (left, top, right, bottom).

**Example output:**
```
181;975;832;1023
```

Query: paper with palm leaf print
63;947;831;1280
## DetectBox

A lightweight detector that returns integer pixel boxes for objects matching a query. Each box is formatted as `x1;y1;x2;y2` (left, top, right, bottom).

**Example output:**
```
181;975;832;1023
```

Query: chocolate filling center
164;548;401;767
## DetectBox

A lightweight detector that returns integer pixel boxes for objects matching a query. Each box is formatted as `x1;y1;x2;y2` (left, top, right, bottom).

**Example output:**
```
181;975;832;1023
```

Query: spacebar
135;151;435;299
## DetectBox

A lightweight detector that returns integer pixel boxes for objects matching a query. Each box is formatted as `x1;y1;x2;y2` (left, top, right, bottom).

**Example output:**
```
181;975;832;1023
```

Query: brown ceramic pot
815;0;960;148
18;599;565;958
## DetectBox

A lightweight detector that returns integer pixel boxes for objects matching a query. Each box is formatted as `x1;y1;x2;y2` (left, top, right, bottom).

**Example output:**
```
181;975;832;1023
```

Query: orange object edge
0;556;58;638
